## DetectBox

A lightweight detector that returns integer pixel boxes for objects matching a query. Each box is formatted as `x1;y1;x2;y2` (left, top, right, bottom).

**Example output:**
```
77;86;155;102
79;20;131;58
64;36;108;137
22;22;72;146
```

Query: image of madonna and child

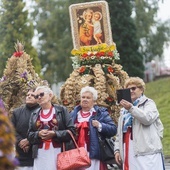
27;86;75;170
114;77;165;170
79;8;103;46
70;86;117;170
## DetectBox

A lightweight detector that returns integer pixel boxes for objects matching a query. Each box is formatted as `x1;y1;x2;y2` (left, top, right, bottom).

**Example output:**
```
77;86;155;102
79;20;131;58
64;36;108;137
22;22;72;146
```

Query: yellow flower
101;43;107;48
71;49;80;55
80;46;91;53
71;44;117;58
109;44;116;51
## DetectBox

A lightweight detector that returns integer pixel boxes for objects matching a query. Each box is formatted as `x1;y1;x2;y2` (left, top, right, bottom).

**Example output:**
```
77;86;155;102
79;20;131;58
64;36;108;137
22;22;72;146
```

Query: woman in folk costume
70;86;117;170
27;86;75;170
114;77;165;170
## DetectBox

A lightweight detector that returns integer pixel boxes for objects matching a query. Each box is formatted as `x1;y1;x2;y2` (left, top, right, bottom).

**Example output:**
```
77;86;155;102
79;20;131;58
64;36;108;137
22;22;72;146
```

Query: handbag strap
62;130;79;151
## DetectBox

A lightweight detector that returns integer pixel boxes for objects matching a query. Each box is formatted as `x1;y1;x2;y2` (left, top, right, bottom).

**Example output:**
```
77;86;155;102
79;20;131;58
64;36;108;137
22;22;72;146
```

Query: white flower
113;50;120;60
95;64;102;68
91;56;95;59
71;56;80;69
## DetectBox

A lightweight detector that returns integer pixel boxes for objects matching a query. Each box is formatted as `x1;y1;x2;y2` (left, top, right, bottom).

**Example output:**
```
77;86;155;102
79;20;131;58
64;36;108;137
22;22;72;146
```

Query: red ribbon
123;127;132;170
43;139;52;150
77;121;89;147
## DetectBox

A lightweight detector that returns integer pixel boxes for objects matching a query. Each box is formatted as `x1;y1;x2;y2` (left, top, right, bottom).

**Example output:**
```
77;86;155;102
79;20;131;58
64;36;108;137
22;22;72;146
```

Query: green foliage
107;0;144;78
32;0;70;84
31;0;169;84
145;77;170;156
134;0;170;62
32;0;87;84
0;0;41;77
32;0;145;84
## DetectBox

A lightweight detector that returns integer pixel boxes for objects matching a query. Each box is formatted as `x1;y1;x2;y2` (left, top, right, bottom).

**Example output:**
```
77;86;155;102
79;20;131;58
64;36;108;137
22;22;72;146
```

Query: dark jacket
70;105;117;159
27;104;75;158
11;104;39;166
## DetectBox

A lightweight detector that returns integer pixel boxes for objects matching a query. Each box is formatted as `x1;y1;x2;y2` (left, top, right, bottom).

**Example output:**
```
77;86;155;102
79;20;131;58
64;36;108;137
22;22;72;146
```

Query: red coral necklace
80;110;91;118
41;106;53;119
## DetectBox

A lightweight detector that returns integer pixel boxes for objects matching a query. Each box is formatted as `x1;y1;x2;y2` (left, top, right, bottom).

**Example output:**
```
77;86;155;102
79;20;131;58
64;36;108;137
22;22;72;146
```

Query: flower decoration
0;98;4;108
13;40;24;57
70;56;80;69
105;96;115;106
0;76;6;83
108;66;114;73
103;65;114;74
78;66;90;75
71;43;120;68
20;71;28;81
13;51;23;57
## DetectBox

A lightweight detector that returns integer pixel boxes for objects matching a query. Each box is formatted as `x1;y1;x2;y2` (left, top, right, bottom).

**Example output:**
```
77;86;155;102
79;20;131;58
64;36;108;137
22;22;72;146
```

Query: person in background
11;88;39;170
114;77;165;170
27;86;75;170
70;86;117;170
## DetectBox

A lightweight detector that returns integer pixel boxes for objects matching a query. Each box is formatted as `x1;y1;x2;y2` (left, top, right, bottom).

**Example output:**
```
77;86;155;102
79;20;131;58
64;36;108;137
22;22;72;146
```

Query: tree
133;0;170;62
107;0;144;78
32;0;145;83
32;0;170;83
0;0;41;77
32;0;96;84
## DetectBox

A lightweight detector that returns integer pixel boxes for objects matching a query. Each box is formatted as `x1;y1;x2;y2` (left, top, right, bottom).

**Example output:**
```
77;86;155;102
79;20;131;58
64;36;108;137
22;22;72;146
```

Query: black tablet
116;88;132;103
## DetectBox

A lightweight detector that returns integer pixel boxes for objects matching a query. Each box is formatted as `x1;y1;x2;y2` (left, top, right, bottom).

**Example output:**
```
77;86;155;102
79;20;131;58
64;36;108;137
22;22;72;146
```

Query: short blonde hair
124;77;145;92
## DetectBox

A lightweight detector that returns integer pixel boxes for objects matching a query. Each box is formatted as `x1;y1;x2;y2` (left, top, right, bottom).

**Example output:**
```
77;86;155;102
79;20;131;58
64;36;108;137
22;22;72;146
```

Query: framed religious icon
69;1;113;49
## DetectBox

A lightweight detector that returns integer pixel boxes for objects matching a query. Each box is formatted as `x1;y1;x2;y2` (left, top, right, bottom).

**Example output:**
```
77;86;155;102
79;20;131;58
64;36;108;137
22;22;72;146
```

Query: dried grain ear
14;40;25;52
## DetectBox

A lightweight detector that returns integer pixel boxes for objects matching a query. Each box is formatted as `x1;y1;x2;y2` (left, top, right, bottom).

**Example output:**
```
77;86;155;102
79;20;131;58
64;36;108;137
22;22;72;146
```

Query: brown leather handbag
57;130;91;170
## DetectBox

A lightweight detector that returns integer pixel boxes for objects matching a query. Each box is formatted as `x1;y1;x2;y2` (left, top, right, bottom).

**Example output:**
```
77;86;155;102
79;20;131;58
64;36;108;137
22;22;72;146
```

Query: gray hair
80;86;98;101
35;86;53;95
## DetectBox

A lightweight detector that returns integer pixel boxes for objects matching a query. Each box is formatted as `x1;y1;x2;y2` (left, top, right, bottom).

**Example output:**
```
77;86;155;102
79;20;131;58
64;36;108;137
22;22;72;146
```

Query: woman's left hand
92;120;99;128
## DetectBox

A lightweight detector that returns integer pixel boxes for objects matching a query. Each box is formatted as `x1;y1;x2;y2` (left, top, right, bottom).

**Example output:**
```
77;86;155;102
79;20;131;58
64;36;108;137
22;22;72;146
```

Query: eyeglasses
129;86;138;91
34;92;45;99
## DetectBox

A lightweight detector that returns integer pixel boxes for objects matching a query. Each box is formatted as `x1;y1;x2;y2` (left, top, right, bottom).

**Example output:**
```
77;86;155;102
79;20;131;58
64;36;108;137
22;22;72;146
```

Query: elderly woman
70;86;117;170
114;77;165;170
27;86;75;170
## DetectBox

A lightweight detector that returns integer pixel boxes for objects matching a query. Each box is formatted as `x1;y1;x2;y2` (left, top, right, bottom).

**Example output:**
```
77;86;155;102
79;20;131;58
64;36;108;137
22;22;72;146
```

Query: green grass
145;77;170;156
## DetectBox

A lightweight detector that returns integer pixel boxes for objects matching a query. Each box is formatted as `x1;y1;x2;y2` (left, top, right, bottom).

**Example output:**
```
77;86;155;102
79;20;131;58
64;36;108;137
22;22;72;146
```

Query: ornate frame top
69;1;113;49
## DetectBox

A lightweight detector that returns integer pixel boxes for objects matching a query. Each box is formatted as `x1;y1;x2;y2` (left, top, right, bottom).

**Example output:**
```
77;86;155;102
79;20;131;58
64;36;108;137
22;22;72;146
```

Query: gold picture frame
69;1;113;49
